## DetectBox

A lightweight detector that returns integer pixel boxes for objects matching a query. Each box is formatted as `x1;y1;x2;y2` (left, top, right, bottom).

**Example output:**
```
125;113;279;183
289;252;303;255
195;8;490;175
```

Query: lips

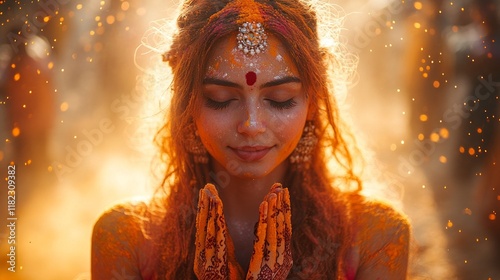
230;146;272;161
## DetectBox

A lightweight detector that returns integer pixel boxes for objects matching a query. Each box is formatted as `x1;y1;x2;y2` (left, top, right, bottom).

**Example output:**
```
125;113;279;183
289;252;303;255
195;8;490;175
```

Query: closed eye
268;98;297;110
204;98;234;110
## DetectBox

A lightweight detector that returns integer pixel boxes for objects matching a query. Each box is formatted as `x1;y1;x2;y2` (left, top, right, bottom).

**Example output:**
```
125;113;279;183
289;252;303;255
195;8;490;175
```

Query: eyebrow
259;76;301;89
202;77;243;89
202;76;301;90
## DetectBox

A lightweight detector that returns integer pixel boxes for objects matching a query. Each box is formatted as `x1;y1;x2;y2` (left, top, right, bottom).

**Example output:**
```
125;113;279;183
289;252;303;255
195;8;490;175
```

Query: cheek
195;110;231;150
272;109;308;145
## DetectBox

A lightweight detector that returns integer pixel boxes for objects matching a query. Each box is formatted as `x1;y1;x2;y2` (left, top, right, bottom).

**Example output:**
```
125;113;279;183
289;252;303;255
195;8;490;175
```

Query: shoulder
92;200;150;245
92;200;162;279
348;192;409;231
346;193;411;278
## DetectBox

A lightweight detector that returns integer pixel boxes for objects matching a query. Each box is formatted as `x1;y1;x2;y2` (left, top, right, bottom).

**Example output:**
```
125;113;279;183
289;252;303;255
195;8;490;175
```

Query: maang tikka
231;0;268;56
290;121;318;171
237;21;268;56
186;123;209;164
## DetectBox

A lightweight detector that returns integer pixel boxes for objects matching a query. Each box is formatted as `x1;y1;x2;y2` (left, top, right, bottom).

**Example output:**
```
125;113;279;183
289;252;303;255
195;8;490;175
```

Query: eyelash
269;98;297;110
204;98;297;110
205;98;232;110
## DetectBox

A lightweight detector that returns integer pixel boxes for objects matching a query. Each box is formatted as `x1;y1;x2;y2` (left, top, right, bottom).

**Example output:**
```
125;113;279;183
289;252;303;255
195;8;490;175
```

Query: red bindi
245;71;257;86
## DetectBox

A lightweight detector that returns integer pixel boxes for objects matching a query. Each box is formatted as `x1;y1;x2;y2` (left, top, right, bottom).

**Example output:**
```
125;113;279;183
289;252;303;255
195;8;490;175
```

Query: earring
290;121;318;171
186;123;209;164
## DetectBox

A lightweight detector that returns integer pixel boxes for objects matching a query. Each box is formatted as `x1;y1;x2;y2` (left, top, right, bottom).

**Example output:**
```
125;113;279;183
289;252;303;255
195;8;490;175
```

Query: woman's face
195;34;310;179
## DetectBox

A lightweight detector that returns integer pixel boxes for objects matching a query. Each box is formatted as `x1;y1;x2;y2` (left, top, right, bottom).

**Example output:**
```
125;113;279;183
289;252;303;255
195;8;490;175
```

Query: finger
247;200;268;277
283;188;292;258
205;183;219;198
204;190;217;269
276;189;285;265
194;188;207;276
270;182;282;193
215;197;227;262
266;193;278;269
283;188;292;231
196;188;209;247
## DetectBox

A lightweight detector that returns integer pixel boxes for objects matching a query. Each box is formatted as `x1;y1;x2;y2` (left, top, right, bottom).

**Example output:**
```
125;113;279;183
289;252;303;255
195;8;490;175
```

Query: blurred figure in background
403;0;500;278
0;28;56;168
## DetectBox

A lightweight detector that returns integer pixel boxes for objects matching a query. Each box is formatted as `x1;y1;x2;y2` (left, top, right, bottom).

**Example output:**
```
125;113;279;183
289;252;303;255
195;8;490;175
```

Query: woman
91;0;410;279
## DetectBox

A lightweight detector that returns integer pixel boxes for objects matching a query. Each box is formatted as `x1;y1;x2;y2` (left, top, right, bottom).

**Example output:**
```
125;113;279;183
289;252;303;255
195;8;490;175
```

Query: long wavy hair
150;0;362;278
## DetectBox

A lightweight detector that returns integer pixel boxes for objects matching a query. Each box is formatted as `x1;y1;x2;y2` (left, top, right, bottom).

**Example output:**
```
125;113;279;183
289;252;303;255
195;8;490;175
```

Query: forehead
206;34;299;79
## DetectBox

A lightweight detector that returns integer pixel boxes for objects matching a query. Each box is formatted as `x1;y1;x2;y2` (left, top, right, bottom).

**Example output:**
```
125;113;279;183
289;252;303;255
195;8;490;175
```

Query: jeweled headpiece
226;0;268;56
237;22;268;55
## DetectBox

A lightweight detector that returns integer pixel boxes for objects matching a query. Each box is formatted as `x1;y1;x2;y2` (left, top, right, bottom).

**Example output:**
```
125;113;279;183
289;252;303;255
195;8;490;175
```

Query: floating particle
136;7;146;16
439;156;447;163
106;15;115;25
447;220;453;227
489;213;496;221
12;127;20;137
418;133;424;140
121;1;130;11
468;147;475;156
430;132;440;142
464;208;472;215
433;81;440;88
477;128;483;133
414;1;423;10
390;144;397;151
419;114;428;122
13;73;20;81
60;102;69;112
439;128;449;139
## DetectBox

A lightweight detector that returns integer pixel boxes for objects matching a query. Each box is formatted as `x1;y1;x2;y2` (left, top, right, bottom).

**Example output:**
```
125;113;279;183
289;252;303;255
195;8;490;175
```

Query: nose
237;103;266;136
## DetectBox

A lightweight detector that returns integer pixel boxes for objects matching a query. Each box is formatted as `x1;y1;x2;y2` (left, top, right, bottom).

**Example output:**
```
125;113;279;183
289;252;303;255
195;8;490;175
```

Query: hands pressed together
194;183;293;280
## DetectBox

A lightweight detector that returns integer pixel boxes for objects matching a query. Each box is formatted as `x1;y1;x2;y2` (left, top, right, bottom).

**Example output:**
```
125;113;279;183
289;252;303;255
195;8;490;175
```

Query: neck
210;161;289;221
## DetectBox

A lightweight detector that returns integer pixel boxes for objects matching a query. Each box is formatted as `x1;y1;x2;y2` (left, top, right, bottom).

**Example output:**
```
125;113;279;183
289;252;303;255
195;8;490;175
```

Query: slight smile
229;146;274;162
